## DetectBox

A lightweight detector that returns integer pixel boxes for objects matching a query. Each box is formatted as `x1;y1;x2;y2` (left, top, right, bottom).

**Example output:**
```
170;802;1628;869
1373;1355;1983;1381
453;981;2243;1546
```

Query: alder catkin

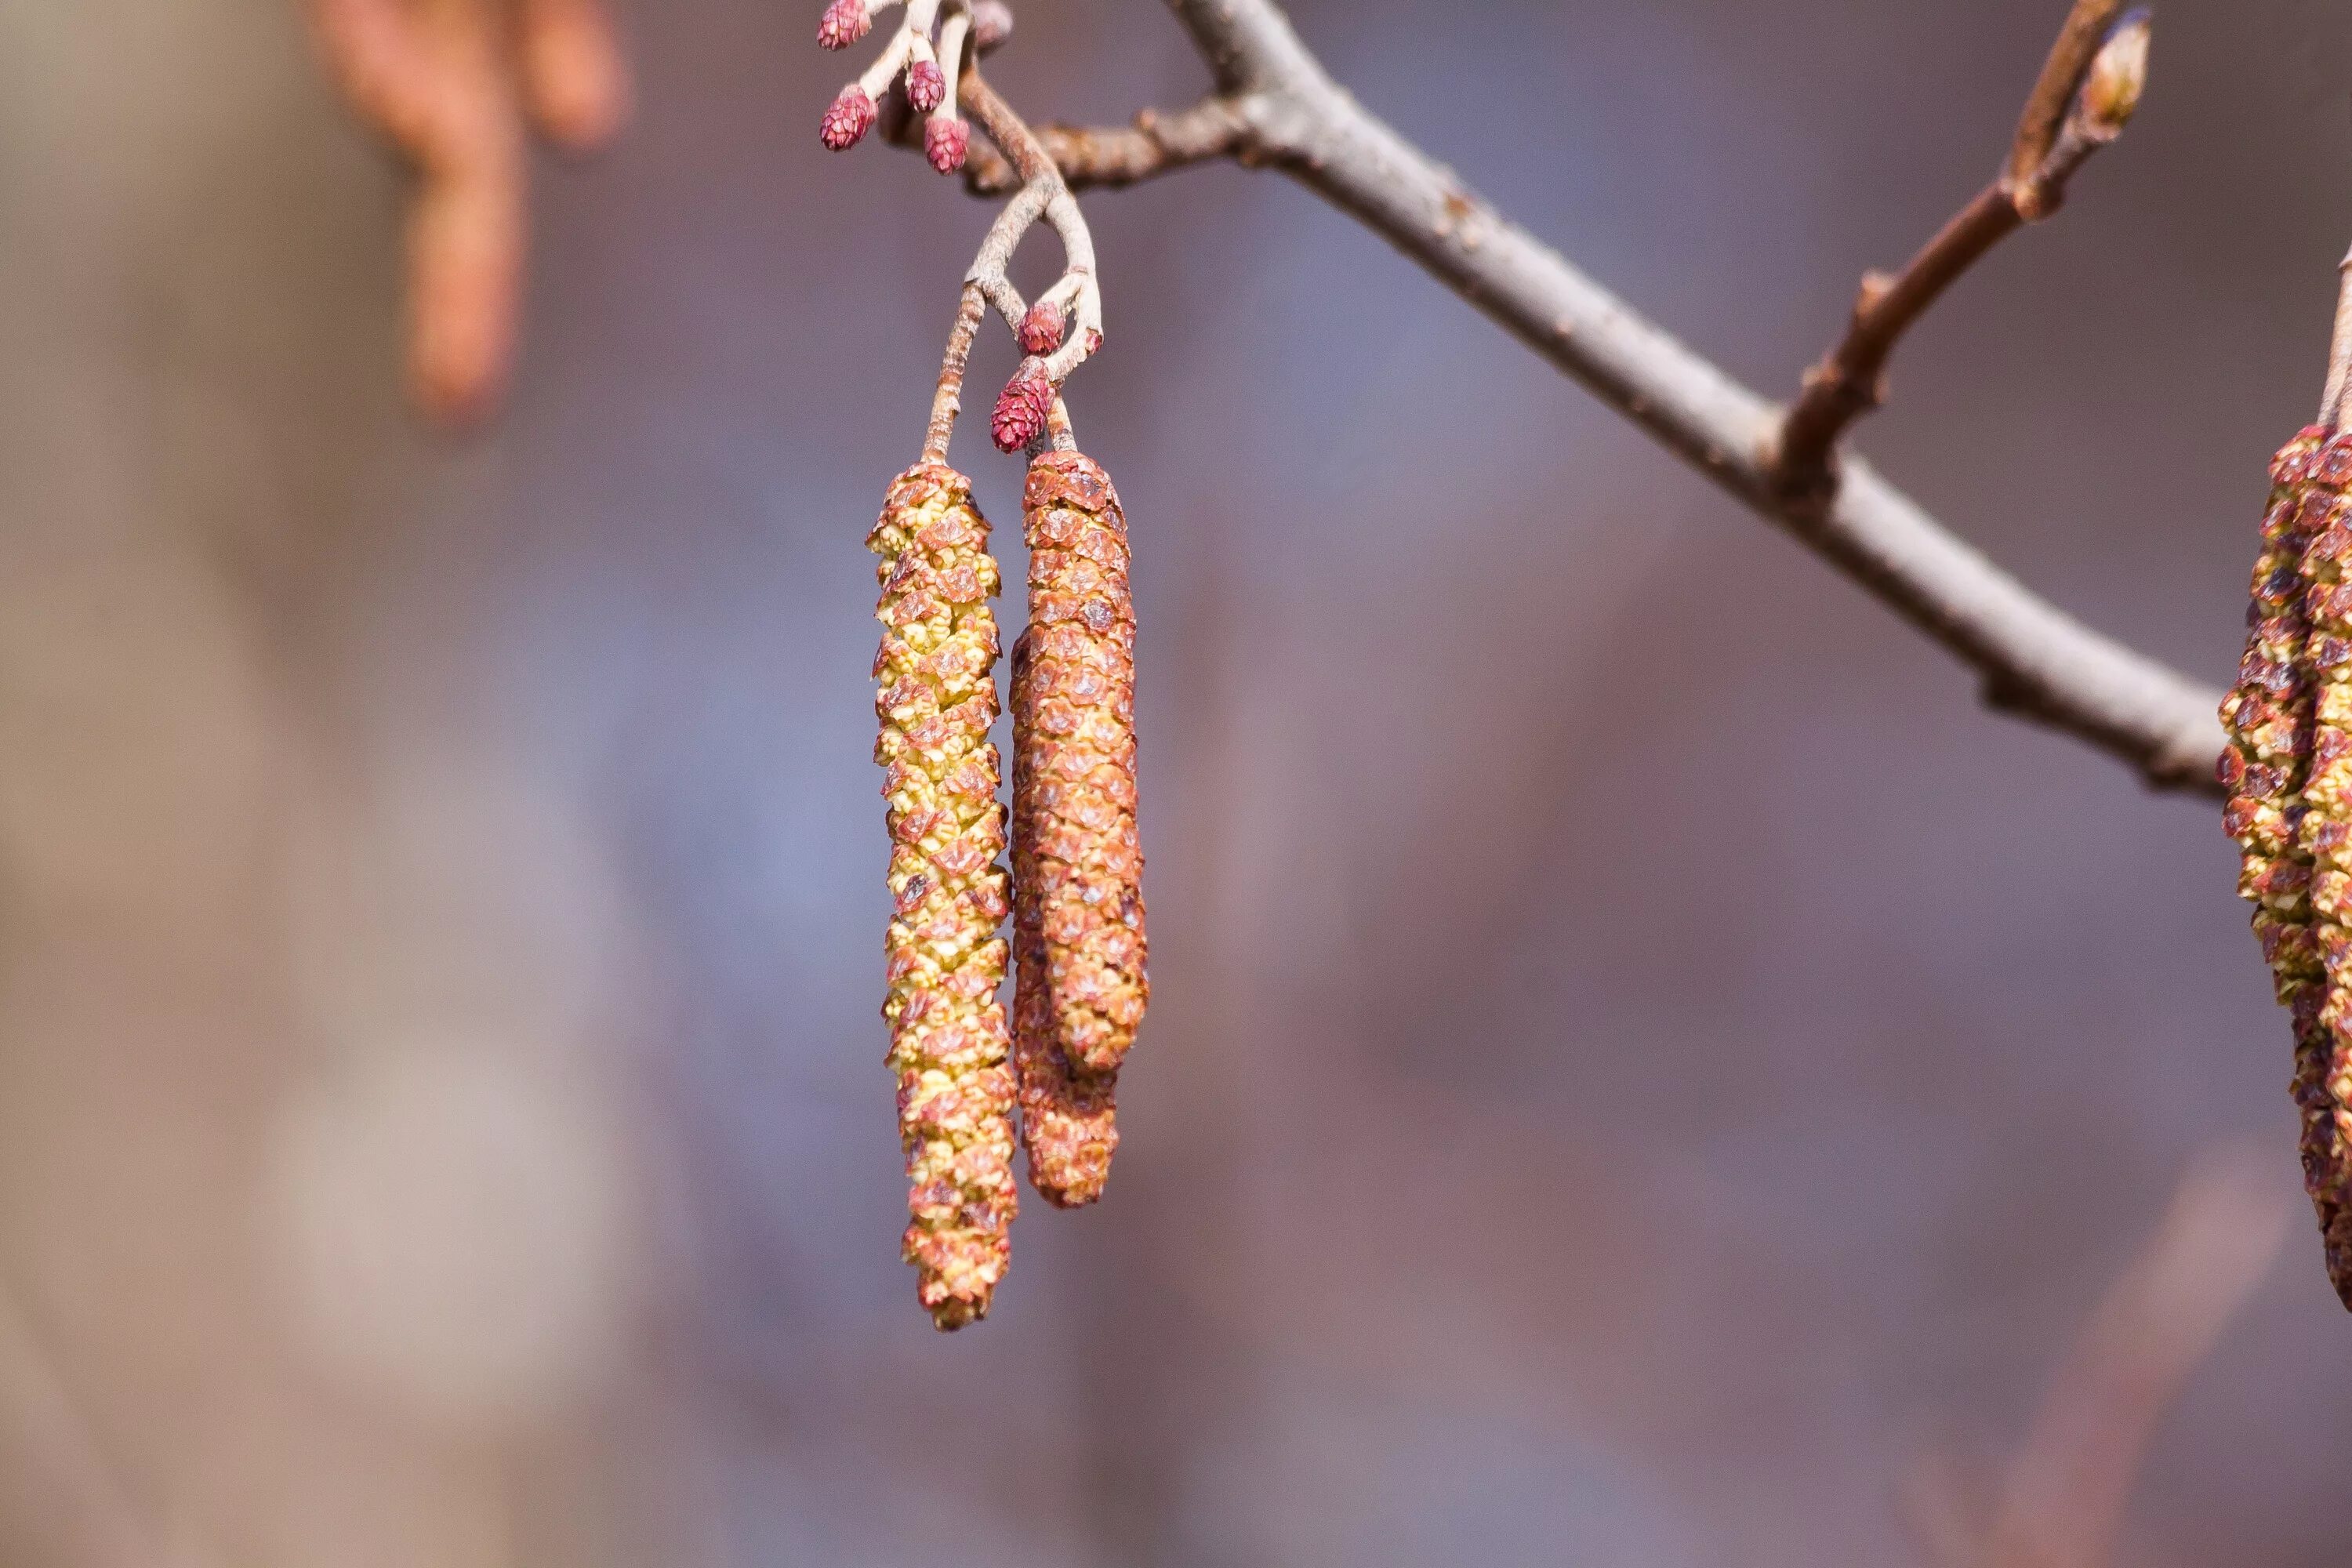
1009;450;1147;1204
1011;633;1120;1206
869;462;1018;1328
2224;425;2352;1305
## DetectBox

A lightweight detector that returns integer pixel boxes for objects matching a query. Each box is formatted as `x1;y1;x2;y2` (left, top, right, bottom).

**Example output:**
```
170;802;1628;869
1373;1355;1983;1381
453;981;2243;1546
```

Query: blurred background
4;1;2352;1563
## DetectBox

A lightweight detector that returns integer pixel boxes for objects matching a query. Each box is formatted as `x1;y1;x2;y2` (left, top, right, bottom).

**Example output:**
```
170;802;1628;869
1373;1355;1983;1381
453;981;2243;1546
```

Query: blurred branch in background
1900;1145;2292;1568
303;0;631;425
0;1284;200;1568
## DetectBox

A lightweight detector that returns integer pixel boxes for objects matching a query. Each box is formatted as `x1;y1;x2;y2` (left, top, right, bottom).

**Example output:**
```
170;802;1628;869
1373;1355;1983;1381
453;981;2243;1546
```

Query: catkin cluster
869;462;1019;1329
867;449;1152;1323
2223;425;2352;1305
1011;452;1148;1206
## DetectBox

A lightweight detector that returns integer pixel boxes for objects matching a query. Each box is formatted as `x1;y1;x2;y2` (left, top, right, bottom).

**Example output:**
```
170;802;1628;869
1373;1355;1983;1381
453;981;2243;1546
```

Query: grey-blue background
2;2;2348;1563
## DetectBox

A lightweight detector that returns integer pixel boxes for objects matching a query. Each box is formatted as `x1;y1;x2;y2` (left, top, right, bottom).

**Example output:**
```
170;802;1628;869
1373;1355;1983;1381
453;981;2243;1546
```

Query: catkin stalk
2226;426;2352;1305
869;462;1018;1328
1011;450;1146;1204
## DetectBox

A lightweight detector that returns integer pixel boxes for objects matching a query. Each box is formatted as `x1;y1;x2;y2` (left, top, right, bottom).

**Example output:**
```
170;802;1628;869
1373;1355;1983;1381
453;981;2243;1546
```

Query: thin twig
959;99;1253;196
960;70;1104;381
926;0;2221;793
1771;8;2151;501
923;281;988;462
1773;187;2025;504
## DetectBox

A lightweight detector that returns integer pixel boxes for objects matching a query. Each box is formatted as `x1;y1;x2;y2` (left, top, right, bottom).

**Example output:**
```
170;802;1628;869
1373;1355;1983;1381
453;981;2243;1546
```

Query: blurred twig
303;0;631;425
0;1282;205;1568
1900;1146;2289;1568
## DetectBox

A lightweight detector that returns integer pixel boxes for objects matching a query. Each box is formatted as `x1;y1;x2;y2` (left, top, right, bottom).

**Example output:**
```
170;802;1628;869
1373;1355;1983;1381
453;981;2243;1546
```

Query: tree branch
968;0;2225;795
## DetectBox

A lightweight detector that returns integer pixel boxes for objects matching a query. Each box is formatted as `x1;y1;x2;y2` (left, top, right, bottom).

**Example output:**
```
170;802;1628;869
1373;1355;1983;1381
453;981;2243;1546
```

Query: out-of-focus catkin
869;462;1018;1327
1011;450;1146;1203
2224;426;2352;1305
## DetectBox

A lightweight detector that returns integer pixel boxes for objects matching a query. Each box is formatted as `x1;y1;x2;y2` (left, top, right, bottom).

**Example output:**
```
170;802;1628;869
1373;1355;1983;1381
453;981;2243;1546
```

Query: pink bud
819;85;876;151
992;361;1054;452
970;1;1014;53
924;118;969;175
1017;300;1066;355
816;0;871;49
905;58;946;114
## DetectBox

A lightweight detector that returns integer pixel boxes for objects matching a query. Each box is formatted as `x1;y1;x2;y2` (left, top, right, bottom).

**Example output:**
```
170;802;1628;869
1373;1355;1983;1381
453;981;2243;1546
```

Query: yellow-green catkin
2224;426;2352;1306
869;462;1017;1328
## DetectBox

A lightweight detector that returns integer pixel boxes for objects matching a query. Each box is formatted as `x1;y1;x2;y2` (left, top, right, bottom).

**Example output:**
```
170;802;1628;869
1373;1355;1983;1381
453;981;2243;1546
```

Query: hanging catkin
869;461;1018;1328
2224;425;2352;1304
1011;450;1146;1203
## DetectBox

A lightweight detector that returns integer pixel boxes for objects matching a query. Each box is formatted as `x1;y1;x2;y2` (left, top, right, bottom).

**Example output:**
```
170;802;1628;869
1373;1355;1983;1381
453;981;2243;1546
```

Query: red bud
925;118;970;175
820;85;877;151
992;361;1054;452
906;59;946;114
1017;300;1066;355
816;0;871;50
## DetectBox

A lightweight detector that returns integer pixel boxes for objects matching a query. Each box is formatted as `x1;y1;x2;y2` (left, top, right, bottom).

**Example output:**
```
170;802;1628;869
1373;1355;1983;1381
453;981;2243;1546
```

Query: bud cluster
815;0;968;173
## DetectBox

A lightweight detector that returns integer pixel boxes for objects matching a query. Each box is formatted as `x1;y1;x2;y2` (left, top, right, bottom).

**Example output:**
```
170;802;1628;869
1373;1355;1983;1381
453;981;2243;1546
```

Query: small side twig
958;98;1252;196
1769;6;2151;503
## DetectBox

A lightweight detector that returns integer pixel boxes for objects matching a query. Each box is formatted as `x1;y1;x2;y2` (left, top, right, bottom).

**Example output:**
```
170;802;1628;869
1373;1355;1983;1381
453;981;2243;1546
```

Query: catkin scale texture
869;462;1018;1328
2224;426;2352;1306
1011;451;1146;1204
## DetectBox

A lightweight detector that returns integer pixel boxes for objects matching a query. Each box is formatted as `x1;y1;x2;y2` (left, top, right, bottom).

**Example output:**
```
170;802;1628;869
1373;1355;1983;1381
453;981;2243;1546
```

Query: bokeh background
5;1;2352;1563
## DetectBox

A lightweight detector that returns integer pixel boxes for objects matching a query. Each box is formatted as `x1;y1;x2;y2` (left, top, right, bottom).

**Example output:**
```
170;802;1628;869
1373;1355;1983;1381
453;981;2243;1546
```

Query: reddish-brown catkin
1009;451;1147;1204
869;463;1018;1328
1010;633;1120;1205
2225;425;2352;1305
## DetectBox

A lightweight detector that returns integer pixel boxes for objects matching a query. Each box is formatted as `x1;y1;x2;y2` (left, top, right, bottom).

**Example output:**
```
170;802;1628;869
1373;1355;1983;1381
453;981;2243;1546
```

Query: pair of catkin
2223;425;2352;1308
868;451;1146;1329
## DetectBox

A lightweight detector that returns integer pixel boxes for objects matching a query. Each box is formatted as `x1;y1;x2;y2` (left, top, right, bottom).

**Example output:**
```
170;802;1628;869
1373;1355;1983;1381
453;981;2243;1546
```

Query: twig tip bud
925;117;970;174
1017;299;1067;355
820;85;877;151
816;0;871;51
2077;10;2151;139
906;58;946;114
